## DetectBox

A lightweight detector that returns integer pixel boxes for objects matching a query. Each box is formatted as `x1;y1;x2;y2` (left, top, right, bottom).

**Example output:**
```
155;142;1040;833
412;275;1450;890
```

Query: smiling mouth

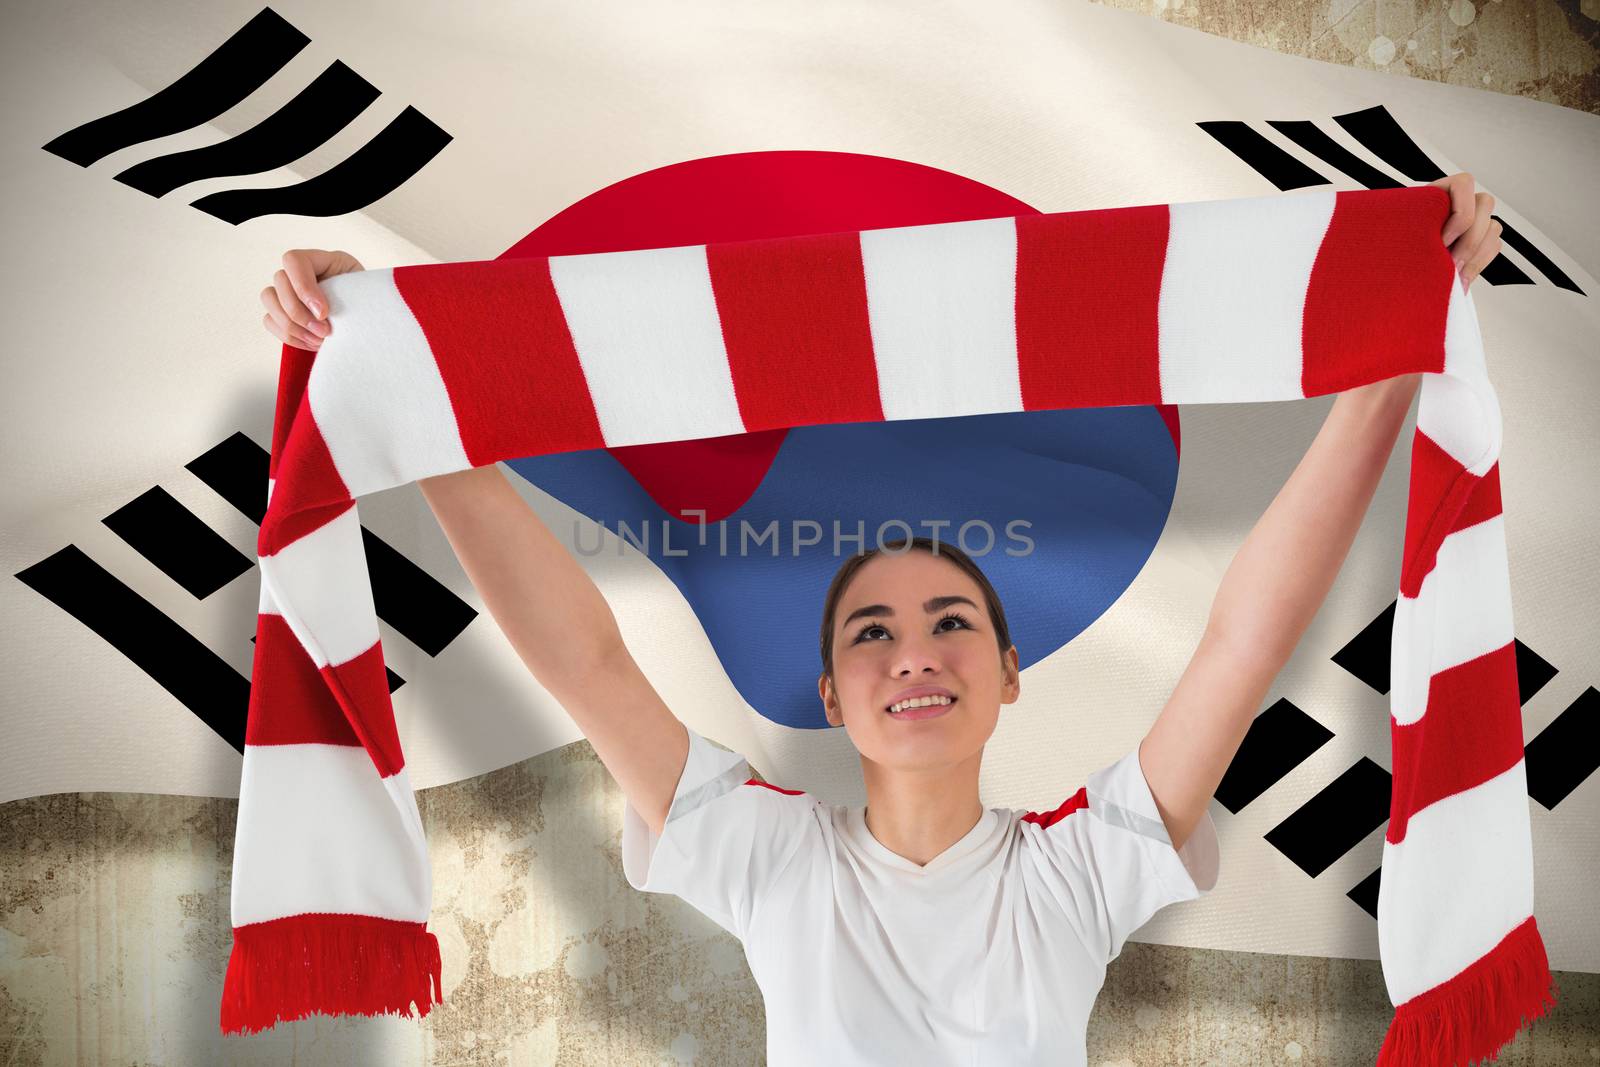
885;696;957;720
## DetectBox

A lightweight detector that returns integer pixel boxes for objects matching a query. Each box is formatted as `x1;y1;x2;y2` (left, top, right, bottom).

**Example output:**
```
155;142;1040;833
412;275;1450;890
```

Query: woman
259;175;1502;1064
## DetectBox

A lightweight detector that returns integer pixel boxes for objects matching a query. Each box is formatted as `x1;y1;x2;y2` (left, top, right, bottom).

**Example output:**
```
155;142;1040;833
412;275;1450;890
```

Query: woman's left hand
1429;172;1503;290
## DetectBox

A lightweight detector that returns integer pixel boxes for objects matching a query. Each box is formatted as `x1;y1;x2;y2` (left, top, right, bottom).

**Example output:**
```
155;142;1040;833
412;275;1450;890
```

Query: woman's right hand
261;249;364;350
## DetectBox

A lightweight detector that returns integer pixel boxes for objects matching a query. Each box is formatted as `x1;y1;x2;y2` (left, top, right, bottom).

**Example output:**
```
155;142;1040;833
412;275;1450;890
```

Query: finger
1430;172;1476;246
1461;223;1500;289
1462;220;1503;290
1449;192;1497;271
273;267;328;338
262;306;322;350
280;250;333;323
260;288;323;349
262;313;321;351
281;249;333;319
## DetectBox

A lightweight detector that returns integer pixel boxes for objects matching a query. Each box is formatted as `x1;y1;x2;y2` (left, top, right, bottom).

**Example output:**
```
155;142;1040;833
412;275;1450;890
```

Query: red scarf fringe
220;913;444;1035
1376;915;1559;1066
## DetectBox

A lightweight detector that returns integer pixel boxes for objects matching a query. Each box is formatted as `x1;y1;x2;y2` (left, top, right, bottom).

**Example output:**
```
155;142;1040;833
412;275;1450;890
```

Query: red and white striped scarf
221;184;1555;1064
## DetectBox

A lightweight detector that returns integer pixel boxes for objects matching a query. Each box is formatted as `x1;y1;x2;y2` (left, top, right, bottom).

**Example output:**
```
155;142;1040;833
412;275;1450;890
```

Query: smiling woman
226;177;1544;1064
815;538;1019;862
616;534;1222;1065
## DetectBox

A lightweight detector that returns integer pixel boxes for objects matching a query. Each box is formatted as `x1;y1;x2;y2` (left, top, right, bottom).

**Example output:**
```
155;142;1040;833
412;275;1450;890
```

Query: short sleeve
1021;745;1220;966
620;724;817;941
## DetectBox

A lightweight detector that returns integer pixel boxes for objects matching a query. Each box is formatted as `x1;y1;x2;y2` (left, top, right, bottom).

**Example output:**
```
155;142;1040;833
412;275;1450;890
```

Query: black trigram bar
1330;104;1447;182
114;61;381;197
1332;602;1558;707
1202;104;1582;294
1214;697;1334;814
15;545;248;752
41;8;310;167
359;526;477;656
191;105;453;225
1345;685;1592;918
1344;684;1591;919
1347;866;1381;919
1263;119;1403;189
1511;639;1558;705
1331;601;1395;694
1331;104;1583;294
185;431;268;523
102;486;253;599
187;431;477;655
1490;214;1586;295
1525;685;1598;810
1263;757;1391;878
1195;121;1330;191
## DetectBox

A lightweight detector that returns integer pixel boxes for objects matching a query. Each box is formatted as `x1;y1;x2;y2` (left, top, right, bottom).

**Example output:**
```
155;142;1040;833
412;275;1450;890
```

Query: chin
864;720;984;763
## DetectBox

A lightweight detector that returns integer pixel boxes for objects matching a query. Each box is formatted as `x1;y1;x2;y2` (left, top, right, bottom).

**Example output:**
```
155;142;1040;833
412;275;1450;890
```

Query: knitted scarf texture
221;183;1555;1065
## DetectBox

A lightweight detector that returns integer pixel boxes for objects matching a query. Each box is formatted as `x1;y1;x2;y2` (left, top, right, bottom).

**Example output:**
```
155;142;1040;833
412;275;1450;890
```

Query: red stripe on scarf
397;258;607;466
1015;203;1168;410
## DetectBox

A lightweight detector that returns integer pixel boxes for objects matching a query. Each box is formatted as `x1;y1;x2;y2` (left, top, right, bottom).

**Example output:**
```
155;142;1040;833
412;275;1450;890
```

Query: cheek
831;655;870;711
942;645;988;682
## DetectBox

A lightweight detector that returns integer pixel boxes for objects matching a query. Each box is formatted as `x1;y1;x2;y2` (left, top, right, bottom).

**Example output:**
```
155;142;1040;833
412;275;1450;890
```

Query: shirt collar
844;804;1000;876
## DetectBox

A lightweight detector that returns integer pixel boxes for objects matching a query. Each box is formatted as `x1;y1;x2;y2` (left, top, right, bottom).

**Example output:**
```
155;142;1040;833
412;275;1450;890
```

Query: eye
851;611;973;643
936;611;973;632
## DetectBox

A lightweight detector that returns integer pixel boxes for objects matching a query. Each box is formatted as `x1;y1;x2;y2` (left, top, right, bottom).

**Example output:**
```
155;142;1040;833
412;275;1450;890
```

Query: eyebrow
840;595;980;630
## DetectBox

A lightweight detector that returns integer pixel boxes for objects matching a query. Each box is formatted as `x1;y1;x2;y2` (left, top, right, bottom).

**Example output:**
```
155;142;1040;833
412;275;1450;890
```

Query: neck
859;748;986;867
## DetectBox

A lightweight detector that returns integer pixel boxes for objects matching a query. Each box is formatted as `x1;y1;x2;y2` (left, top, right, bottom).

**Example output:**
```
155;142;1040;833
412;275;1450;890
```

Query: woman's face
819;549;1020;772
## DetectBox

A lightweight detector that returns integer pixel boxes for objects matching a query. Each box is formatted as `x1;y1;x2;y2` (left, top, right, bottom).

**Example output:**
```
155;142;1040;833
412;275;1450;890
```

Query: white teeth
888;695;954;713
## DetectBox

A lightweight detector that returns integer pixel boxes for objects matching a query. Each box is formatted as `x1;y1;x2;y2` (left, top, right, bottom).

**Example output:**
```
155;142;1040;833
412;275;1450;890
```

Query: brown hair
818;535;1014;684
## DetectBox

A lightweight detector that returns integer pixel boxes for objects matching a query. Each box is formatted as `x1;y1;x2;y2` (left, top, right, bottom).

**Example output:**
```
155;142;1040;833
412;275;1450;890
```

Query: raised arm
1139;375;1422;852
264;248;692;841
1136;171;1504;853
417;465;690;837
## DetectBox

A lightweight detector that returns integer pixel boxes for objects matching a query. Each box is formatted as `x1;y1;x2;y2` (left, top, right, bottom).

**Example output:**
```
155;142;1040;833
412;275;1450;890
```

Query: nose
893;632;943;677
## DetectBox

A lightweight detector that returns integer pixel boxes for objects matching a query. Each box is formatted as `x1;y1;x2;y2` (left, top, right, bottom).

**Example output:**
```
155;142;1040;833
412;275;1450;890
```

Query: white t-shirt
621;725;1220;1067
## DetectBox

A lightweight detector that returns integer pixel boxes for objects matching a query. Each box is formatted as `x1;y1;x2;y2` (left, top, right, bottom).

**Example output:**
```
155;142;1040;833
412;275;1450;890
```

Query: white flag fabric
4;0;1595;1002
